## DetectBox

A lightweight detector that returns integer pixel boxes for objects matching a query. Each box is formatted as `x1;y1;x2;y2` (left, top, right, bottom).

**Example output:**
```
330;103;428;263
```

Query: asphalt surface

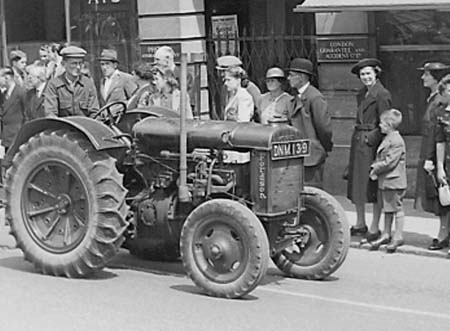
0;248;449;331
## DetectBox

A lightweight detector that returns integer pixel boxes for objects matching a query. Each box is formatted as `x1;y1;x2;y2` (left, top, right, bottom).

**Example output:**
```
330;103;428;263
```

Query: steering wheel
93;100;127;125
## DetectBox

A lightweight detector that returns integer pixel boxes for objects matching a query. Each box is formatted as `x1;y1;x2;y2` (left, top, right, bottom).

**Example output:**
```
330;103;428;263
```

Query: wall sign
211;14;240;55
316;37;369;62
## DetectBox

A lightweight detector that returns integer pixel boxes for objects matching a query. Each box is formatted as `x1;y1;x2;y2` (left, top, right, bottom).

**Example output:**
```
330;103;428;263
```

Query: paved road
0;248;449;331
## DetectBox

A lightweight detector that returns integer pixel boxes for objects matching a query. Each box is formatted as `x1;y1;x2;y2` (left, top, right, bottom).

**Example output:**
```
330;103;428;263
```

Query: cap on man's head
417;61;450;72
98;49;119;62
60;46;87;59
216;55;242;70
287;58;314;76
10;50;27;61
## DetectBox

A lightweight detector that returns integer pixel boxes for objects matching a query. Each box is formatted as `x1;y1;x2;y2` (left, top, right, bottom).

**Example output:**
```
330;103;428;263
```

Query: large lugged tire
5;129;129;277
273;186;349;280
180;199;269;299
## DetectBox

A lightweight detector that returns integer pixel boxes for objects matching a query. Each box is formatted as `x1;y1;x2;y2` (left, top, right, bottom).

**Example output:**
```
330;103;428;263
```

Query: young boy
368;109;407;253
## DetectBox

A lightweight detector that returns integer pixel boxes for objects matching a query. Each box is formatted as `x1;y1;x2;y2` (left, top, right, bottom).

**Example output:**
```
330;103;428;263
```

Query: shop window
377;11;450;45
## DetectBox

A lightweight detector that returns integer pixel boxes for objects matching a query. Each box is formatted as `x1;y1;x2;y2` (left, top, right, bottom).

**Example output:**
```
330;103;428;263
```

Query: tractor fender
5;116;128;166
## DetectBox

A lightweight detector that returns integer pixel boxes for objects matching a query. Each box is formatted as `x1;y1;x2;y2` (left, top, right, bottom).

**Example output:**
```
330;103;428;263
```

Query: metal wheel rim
21;160;89;254
282;206;331;266
192;216;249;283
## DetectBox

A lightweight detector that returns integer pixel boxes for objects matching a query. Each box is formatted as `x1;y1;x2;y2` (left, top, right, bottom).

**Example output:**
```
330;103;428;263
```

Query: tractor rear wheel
272;186;349;280
180;199;269;298
5;129;129;277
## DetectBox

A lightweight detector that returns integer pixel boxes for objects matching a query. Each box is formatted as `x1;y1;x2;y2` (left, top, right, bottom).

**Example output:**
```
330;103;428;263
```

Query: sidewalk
0;197;448;258
335;195;449;259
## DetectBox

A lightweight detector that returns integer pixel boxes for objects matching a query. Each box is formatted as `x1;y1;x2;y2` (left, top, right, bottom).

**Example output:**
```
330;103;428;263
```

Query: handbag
342;165;349;180
438;184;450;206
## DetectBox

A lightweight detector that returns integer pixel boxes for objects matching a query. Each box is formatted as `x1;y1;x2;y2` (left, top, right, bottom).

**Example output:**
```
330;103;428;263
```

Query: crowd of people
1;43;450;254
347;57;450;255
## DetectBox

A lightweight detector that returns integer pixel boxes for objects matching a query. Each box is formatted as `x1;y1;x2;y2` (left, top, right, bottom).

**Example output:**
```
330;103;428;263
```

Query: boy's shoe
428;236;449;250
386;239;404;253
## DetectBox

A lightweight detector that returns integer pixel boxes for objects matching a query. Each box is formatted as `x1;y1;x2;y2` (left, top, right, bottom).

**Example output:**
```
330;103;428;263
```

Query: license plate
271;140;310;160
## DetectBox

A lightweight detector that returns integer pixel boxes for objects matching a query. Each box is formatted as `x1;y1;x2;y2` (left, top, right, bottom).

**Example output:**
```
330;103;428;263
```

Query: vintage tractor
4;99;349;299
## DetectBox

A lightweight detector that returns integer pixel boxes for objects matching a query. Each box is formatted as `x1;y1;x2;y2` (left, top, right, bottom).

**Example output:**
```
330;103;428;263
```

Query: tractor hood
133;117;303;152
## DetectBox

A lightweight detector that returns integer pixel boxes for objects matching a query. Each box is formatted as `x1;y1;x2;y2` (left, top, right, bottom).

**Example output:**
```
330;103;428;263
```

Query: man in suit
0;67;26;151
287;58;333;188
44;46;99;117
98;49;137;109
24;64;47;121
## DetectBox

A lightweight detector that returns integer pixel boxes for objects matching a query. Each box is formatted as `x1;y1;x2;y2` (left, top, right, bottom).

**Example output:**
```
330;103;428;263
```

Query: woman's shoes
360;230;381;245
428;236;449;251
386;239;404;253
350;225;368;236
368;236;391;251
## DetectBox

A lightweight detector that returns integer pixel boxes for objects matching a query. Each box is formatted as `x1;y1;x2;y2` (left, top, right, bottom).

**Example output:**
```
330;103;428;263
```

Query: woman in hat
422;69;450;251
257;67;291;124
223;66;254;122
347;58;392;241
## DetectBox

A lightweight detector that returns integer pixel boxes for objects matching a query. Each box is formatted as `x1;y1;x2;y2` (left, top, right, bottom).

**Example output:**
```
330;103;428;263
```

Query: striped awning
294;0;450;12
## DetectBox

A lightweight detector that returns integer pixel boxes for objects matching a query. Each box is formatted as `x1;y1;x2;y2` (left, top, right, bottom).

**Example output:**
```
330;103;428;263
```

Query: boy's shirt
371;130;407;190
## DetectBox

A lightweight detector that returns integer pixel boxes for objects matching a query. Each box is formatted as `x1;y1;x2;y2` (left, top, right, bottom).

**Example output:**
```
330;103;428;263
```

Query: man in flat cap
98;48;137;109
44;45;99;117
287;58;333;188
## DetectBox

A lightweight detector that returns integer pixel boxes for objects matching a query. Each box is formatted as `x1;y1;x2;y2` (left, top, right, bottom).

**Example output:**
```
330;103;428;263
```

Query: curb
350;240;449;259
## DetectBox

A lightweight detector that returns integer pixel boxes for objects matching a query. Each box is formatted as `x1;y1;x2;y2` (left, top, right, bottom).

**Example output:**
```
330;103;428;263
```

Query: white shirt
36;82;46;98
5;82;15;99
103;70;118;99
297;81;310;97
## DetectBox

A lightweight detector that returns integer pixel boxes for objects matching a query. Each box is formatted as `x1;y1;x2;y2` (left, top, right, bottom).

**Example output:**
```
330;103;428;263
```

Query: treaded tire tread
5;129;129;278
273;186;350;280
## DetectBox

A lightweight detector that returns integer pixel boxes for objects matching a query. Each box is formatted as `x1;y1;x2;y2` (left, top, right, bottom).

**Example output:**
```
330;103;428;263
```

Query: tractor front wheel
180;199;269;299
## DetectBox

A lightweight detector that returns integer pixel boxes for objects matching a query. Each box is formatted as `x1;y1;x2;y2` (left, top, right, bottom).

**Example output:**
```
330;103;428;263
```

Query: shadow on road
0;254;118;280
107;250;186;277
170;284;259;300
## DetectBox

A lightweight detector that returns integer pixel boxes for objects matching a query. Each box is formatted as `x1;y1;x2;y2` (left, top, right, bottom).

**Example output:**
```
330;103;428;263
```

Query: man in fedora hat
98;48;137;108
44;45;99;117
287;58;333;188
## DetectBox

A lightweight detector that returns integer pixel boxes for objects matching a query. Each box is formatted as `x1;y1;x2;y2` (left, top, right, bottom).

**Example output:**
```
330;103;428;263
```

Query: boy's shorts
378;189;406;213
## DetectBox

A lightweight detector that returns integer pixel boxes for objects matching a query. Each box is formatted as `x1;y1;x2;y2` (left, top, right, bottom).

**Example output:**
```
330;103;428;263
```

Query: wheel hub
209;244;223;260
56;194;72;215
23;162;89;253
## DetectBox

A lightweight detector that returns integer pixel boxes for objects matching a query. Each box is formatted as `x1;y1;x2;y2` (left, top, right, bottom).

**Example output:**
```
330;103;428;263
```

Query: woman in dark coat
421;70;450;251
347;58;392;240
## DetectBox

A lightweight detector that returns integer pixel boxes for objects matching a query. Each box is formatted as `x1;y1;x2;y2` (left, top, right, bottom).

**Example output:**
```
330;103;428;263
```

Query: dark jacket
371;131;407;190
288;84;333;167
25;87;46;121
356;81;392;147
347;80;392;203
1;84;26;147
